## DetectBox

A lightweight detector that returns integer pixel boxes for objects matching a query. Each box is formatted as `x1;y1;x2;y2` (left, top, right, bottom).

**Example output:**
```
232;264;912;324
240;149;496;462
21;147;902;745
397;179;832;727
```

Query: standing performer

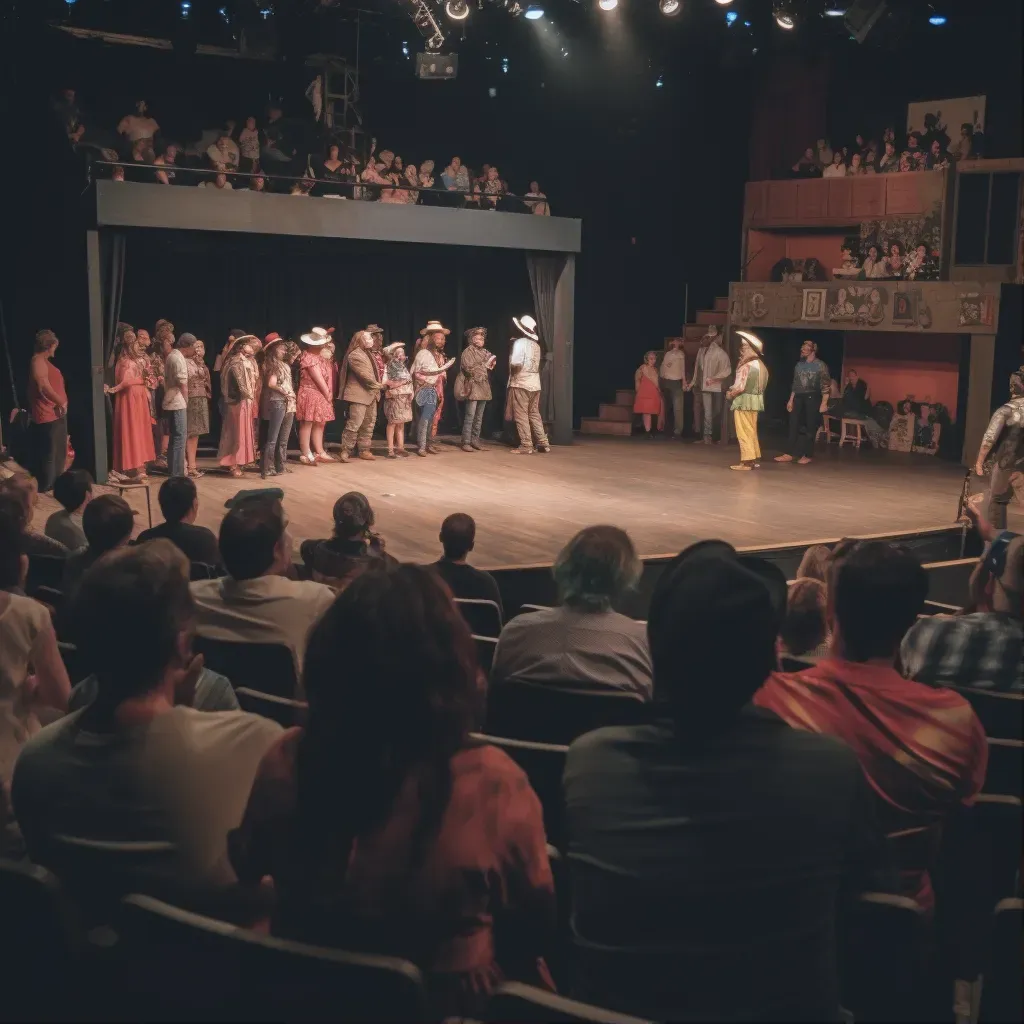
382;342;414;458
185;339;211;479
295;326;336;466
775;340;830;466
506;314;550;455
432;328;450;436
411;323;455;457
337;329;383;463
686;325;731;445
261;339;297;479
633;351;664;439
217;334;258;478
659;337;687;439
106;327;156;482
726;330;769;471
163;332;193;479
974;365;1024;530
458;327;496;452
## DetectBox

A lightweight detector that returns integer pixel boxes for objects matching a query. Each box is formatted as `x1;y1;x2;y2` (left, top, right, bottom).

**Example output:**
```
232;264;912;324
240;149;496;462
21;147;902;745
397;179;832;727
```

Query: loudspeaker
415;52;458;80
843;0;887;43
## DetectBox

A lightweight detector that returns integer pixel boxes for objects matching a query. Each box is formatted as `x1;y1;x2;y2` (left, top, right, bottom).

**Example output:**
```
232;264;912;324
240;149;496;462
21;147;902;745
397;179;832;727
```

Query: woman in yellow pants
726;331;769;471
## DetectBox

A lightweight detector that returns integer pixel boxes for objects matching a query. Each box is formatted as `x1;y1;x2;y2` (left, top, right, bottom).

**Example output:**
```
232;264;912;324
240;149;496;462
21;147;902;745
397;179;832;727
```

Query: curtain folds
525;252;566;425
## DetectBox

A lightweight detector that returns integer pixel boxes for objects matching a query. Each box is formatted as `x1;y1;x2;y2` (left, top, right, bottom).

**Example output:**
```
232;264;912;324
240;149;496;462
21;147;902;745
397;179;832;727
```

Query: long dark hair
295;565;480;887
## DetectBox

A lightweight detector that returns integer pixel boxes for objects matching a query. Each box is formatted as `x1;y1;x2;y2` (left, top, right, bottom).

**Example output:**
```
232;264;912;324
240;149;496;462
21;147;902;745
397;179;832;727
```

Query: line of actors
106;313;552;483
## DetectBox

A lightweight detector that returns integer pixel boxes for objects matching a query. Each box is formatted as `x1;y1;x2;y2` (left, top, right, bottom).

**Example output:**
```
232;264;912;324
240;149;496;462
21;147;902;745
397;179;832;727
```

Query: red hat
264;332;281;345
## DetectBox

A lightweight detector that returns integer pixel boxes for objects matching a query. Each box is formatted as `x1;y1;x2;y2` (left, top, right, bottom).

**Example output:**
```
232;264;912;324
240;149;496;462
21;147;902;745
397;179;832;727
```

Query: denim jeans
262;401;293;475
165;408;187;477
461;400;488;445
701;391;723;441
415;394;438;451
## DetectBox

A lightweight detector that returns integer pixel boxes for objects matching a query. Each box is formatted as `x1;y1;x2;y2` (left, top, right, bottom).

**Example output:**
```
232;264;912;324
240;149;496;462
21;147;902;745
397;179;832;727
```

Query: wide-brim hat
264;332;282;346
514;314;539;341
366;323;384;337
232;334;261;348
419;320;450;336
382;342;406;357
735;329;764;354
300;326;332;347
464;326;487;341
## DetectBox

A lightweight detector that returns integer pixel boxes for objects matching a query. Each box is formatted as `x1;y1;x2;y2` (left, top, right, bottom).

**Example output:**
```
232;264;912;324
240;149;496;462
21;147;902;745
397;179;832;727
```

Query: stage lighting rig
659;0;680;16
401;0;446;50
773;1;796;30
446;0;469;20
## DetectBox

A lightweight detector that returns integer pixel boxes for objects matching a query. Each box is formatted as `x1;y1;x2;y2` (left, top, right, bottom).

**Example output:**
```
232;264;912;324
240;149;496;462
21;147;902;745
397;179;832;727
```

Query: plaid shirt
900;613;1024;693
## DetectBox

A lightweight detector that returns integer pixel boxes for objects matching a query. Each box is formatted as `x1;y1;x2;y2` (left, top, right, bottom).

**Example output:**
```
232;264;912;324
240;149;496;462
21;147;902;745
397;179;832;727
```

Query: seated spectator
926;139;950;170
898;150;914;172
61;494;137;599
482;165;505;208
137;476;220;568
815;137;833;167
950;122;974;162
153;143;178;185
191;495;334;674
900;517;1023;692
864;140;879;170
238;116;260;174
229;564;554;1017
525;181;550;214
791;147;820;178
44;469;93;551
755;540;987;908
796;543;831;583
846;152;865;176
70;665;239;714
432;513;503;618
199;172;233;190
822;151;846;177
491;525;652;698
780;578;829;659
117;99;159;161
299;492;396;593
418;159;435;190
877;140;898;173
442;155;470;193
0;472;68;558
11;541;281;901
563;540;892;1022
207;132;240;173
260;105;294;166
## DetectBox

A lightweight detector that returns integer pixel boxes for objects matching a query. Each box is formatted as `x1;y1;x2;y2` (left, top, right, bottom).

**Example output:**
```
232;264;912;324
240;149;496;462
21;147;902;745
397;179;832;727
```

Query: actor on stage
633;351;664;438
775;340;831;466
185;339;211;479
296;326;336;466
507;314;550;455
686;325;731;445
337;329;383;463
106;326;156;482
974;366;1024;529
726;330;769;471
217;334;258;478
261;339;297;478
458;327;496;452
659;337;687;438
432;327;450;435
411;322;455;457
382;342;414;458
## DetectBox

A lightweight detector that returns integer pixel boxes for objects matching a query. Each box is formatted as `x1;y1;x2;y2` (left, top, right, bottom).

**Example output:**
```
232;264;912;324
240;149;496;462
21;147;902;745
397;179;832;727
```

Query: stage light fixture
714;0;733;5
524;5;544;18
655;75;664;87
928;14;947;25
823;3;846;15
659;0;680;16
725;10;737;23
598;0;618;11
446;0;469;20
259;7;272;18
773;1;796;29
180;0;192;17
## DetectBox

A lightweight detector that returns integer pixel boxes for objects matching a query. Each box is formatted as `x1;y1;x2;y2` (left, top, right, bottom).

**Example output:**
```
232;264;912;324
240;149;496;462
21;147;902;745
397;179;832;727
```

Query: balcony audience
229;563;554;1017
779;577;830;659
432;512;504;618
525;180;550;215
563;539;892;1022
60;494;137;601
190;494;334;675
137;476;220;568
153;143;178;185
11;541;281;901
0;472;69;559
755;540;987;909
822;151;846;177
116;98;159;160
44;470;93;551
791;147;821;178
238;116;260;174
199;172;233;190
491;525;652;698
207;131;240;173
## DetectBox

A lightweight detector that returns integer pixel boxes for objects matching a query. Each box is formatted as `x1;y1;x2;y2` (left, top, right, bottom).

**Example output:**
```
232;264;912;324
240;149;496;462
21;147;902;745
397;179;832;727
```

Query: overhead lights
445;0;469;18
714;0;733;5
598;0;618;10
655;75;664;87
659;0;680;15
773;1;796;29
180;0;191;17
928;14;947;25
725;10;737;24
824;3;846;15
524;5;544;17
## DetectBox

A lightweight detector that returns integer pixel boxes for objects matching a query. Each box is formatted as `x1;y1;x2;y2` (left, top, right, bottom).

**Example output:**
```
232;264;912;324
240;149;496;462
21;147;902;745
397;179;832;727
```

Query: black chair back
26;553;66;593
958;687;1023;741
474;634;498;677
454;597;503;638
985;898;1023;1023
984;739;1023;797
486;679;647;745
117;893;427;1021
485;981;654;1023
236;687;308;728
193;636;298;698
58;640;91;685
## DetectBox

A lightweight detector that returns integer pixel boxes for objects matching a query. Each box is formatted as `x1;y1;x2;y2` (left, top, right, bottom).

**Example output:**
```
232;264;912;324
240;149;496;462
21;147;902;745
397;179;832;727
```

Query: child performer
632;350;664;438
185;339;212;478
726;330;769;471
382;342;414;458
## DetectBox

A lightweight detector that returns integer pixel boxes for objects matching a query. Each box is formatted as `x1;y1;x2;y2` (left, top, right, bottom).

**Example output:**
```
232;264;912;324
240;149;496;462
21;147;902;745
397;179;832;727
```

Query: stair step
714;295;729;312
581;417;634;436
599;403;633;422
684;324;708;339
615;389;635;406
696;309;727;326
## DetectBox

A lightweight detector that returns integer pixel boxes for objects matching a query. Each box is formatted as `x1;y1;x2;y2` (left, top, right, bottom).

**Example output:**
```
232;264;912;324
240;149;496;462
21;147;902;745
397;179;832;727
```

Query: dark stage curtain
101;232;127;458
526;252;565;426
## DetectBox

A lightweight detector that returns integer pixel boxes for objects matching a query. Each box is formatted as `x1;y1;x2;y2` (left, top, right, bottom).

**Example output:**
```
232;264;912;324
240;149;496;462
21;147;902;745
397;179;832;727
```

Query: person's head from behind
158;476;198;526
176;332;197;357
82;495;135;555
0;494;28;591
218;496;290;580
781;578;828;656
553;525;641;612
53;469;94;515
440;512;476;562
35;329;59;357
332;491;373;543
0;472;38;528
796;544;831;583
967;534;1024;618
648;541;782;737
828;541;927;663
74;541;194;711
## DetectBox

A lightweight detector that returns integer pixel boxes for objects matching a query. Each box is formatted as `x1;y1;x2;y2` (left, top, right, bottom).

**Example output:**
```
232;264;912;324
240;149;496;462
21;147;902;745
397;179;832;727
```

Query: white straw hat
300;326;332;347
513;314;539;341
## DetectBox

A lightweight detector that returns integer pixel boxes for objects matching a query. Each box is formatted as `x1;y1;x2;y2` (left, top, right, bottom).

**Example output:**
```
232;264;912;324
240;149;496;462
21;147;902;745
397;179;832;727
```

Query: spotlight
598;0;618;10
655;75;664;87
823;2;846;15
446;0;469;18
714;0;732;5
217;5;229;20
524;5;544;17
725;10;737;24
180;0;191;16
659;0;680;15
928;14;947;26
259;7;272;17
773;1;795;29
401;40;410;55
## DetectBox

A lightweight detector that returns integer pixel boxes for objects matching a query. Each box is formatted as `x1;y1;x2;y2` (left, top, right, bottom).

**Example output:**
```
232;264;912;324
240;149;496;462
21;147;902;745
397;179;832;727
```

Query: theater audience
153;144;178;185
780;577;830;659
432;512;503;619
229;564;554;1017
525;181;550;215
755;540;987;909
116;99;159;159
796;543;832;583
199;172;233;190
823;151;846;177
11;541;280;901
491;525;651;698
563;539;892;1022
137;476;220;568
44;470;93;551
190;495;334;674
60;494;137;600
207;132;240;173
299;492;397;593
69;665;239;714
0;472;68;558
791;147;821;178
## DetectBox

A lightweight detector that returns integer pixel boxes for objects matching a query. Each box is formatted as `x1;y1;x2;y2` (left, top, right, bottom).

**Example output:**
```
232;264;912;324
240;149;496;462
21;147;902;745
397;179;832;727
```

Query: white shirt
162;349;188;412
693;342;732;393
823;163;846;178
659;349;687;382
0;594;51;783
206;140;240;170
190;574;336;677
199;180;234;190
509;337;542;392
117;114;160;141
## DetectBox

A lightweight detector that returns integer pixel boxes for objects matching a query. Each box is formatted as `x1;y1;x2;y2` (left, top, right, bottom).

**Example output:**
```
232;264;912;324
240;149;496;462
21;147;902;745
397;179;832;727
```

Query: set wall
746;231;877;283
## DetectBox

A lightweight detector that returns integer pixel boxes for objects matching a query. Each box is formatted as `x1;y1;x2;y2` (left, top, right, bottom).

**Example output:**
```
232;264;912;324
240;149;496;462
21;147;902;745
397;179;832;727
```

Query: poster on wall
906;95;985;148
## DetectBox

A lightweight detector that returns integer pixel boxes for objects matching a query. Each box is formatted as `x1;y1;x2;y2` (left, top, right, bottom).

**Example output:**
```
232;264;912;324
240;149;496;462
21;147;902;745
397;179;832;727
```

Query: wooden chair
193;636;297;698
454;597;503;638
484;982;654;1024
817;413;838;444
235;687;308;728
840;418;867;448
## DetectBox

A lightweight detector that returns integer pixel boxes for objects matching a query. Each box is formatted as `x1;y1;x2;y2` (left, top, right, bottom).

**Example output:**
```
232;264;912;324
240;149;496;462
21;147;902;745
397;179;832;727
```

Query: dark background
1;0;1020;468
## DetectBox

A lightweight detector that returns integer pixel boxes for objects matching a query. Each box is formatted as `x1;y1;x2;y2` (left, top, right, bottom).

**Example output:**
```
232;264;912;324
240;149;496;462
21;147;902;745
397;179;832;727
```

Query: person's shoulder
452;742;536;796
288;577;336;604
8;590;52;631
166;705;283;749
136;523;166;544
15;708;85;769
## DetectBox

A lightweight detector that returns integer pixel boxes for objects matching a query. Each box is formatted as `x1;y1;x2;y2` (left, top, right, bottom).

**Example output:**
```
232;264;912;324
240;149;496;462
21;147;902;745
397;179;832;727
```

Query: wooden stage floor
158;435;978;569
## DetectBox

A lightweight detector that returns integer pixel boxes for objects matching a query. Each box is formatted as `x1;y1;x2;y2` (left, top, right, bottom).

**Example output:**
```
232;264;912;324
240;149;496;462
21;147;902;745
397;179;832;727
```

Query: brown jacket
341;347;381;405
459;346;493;402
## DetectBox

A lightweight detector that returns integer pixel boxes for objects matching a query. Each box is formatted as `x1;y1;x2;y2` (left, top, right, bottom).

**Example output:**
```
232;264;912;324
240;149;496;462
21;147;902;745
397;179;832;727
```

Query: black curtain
526;252;565;425
102;232;127;370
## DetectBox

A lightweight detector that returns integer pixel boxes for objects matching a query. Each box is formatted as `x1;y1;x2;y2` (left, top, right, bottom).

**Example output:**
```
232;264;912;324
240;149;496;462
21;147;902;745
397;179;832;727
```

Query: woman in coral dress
106;329;156;479
633;350;665;437
217;337;258;478
295;327;336;466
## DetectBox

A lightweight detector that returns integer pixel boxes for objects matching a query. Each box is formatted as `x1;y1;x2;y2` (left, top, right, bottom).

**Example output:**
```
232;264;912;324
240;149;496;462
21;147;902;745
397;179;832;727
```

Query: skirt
633;375;664;416
187;396;210;437
384;393;413;424
296;385;335;423
218;399;257;467
113;385;156;473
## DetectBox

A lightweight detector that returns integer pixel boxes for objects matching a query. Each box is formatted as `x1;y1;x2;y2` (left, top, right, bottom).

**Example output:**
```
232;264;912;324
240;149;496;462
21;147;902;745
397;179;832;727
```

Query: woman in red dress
295;327;336;466
106;328;156;480
633;350;665;437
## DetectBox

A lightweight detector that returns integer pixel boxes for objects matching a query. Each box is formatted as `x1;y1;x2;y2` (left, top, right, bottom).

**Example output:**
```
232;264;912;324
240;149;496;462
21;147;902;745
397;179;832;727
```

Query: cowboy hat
264;332;282;346
300;326;332;347
366;324;384;336
513;314;539;341
231;334;261;348
735;329;764;354
464;326;487;340
382;342;406;357
419;320;450;336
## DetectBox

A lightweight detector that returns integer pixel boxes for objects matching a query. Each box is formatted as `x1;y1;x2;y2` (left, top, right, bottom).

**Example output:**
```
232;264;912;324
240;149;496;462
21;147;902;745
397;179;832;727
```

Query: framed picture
801;288;826;322
893;291;917;324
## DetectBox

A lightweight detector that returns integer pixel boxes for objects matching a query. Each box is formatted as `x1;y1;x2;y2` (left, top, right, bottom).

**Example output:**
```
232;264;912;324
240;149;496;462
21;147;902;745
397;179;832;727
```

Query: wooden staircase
580;295;729;437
